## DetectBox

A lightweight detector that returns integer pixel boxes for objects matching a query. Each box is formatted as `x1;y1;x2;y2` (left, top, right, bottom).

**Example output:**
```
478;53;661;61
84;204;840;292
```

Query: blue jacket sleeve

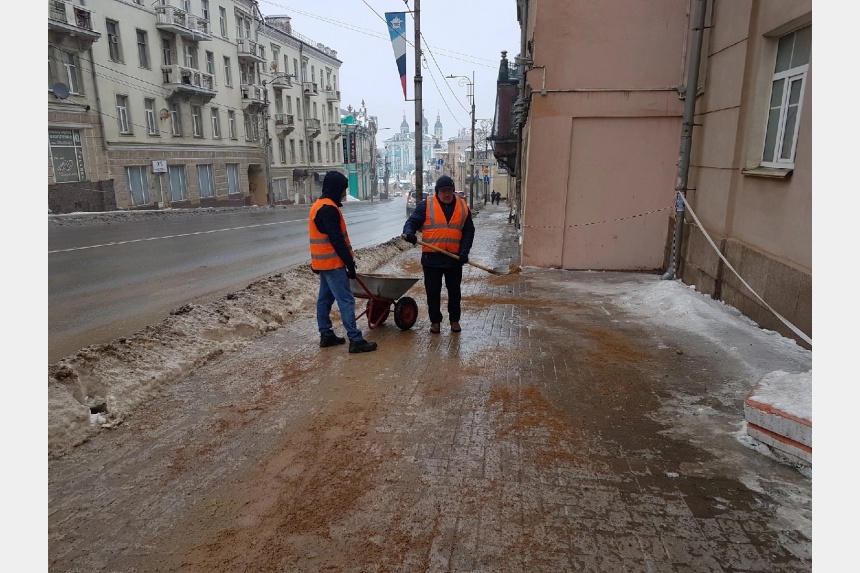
458;210;475;257
402;201;427;235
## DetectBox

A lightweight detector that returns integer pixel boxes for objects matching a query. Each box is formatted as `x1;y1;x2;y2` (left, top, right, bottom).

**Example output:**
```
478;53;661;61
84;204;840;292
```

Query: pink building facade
497;0;811;346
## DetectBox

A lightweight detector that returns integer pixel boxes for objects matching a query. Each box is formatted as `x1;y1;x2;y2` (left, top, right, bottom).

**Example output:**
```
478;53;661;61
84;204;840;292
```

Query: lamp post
262;72;297;206
446;72;475;210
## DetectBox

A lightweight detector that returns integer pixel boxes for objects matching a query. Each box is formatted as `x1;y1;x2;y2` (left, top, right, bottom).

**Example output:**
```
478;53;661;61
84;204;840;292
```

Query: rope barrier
521;205;671;229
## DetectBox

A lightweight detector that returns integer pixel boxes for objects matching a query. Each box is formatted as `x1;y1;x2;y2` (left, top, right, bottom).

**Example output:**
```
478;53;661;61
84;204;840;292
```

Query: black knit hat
435;175;455;192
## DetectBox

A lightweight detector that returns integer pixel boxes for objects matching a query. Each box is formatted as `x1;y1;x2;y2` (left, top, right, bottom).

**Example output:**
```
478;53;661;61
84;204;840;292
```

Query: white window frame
761;26;810;169
227;163;240;194
144;98;158;135
125;166;151;205
228;110;236;139
201;0;210;22
191;105;203;137
170;102;182;136
116;94;131;134
198;164;214;198
272;178;289;202
223;57;232;86
219;7;227;37
289;139;296;163
211;108;221;138
162;38;173;66
278;138;286;163
62;51;81;94
168;164;188;201
184;45;198;69
205;51;214;76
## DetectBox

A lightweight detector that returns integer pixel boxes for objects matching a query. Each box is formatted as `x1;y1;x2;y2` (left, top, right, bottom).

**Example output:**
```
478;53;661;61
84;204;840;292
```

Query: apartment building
48;0;342;213
494;0;811;346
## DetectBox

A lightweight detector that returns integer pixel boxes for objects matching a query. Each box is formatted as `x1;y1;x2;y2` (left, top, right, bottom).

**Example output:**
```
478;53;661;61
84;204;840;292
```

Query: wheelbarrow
350;273;420;330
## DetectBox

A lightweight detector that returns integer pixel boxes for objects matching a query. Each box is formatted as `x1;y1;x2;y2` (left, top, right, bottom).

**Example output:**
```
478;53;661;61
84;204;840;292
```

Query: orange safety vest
308;198;353;270
421;196;469;254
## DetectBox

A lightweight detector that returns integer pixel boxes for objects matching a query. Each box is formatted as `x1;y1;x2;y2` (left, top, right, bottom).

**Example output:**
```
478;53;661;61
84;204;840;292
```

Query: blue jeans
317;267;363;342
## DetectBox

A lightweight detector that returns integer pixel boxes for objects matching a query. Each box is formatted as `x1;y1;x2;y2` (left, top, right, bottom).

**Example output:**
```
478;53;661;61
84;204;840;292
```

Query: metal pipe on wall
662;0;708;280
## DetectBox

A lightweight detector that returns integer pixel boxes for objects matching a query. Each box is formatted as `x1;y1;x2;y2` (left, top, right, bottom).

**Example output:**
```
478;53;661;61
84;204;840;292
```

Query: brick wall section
49;180;117;213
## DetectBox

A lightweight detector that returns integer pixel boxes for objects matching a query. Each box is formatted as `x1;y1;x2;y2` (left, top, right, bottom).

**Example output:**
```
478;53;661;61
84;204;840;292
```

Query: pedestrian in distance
401;175;475;334
491;190;498;204
309;171;378;354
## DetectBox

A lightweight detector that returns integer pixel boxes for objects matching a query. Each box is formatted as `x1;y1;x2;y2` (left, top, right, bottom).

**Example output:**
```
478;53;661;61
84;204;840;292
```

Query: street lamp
446;72;475;210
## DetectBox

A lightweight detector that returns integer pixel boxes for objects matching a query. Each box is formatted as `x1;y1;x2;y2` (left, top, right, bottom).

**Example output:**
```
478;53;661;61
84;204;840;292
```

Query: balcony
161;64;216;102
274;114;295;136
270;75;292;89
305;118;321;138
155;5;212;41
324;87;340;102
48;0;101;50
302;82;318;96
241;83;265;111
237;38;265;63
327;122;342;139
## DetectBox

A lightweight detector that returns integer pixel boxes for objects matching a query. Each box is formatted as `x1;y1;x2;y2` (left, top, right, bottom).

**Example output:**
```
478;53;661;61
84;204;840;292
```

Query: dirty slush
48;206;812;572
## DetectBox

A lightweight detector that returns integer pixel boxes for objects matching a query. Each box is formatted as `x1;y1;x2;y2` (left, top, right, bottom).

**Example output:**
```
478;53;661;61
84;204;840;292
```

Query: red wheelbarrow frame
351;274;420;330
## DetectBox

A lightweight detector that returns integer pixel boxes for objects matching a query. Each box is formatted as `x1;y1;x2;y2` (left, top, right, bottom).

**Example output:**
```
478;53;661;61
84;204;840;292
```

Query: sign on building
49;129;86;183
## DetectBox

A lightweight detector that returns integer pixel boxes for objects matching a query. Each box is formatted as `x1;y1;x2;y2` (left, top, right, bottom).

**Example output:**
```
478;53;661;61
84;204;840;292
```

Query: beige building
494;0;811;346
48;0;343;213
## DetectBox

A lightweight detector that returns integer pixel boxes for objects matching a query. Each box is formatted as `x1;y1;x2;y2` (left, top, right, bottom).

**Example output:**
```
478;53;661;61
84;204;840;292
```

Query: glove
346;262;357;279
402;233;417;245
458;254;469;265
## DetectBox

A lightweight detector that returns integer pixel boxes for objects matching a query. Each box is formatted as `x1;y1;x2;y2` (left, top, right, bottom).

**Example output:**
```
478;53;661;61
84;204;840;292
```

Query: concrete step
744;370;811;465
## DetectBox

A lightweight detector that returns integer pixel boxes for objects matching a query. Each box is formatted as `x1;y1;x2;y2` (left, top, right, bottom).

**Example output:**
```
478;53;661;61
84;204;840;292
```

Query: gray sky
257;0;521;148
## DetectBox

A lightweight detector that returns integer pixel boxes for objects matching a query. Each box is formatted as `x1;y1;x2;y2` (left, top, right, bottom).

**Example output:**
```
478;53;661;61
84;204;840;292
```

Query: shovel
414;238;511;276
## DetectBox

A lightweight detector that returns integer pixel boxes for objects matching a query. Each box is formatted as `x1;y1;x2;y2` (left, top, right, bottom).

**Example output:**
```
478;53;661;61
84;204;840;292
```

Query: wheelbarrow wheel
366;299;390;325
393;297;419;330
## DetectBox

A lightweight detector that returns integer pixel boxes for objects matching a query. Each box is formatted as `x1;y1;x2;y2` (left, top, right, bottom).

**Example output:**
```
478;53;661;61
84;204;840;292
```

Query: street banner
385;12;407;99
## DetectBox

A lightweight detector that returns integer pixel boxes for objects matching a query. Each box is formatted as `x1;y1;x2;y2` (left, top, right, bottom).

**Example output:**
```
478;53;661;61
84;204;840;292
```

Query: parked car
406;191;416;216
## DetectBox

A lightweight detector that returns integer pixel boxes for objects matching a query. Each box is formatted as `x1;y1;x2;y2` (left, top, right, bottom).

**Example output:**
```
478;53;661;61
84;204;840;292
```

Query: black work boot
348;339;378;354
320;333;346;347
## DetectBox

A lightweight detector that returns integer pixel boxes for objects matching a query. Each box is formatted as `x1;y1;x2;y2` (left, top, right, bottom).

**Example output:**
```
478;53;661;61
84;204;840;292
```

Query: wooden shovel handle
414;238;501;275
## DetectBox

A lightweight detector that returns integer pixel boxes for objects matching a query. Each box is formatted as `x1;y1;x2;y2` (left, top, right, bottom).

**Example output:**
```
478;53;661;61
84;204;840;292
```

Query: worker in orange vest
401;175;475;333
309;171;377;353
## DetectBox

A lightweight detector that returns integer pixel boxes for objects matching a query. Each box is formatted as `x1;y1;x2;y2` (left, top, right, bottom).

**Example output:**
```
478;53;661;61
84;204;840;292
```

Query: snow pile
748;370;812;422
47;237;411;459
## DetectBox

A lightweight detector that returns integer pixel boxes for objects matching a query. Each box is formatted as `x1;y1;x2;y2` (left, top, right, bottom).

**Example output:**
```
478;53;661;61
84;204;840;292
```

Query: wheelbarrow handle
414;238;502;275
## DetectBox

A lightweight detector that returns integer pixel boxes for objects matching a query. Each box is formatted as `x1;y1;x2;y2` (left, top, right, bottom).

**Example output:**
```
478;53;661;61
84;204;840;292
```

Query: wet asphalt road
48;199;409;363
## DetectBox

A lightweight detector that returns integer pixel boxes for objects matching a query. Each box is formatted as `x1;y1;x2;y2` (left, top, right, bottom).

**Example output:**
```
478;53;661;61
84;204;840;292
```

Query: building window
311;65;315;83
286;97;292;115
289;139;296;163
170;102;182;136
61;50;82;94
180;0;190;12
205;51;214;76
144;98;158;135
168;164;188;201
244;113;259;141
309;140;315;163
219;7;228;37
272;47;280;72
136;29;149;68
162;38;173;66
313;102;318;118
211;108;221;138
106;19;122;62
228;110;236;139
326;142;330;162
296;96;301;119
201;0;210;21
279;138;286;163
184;45;198;69
49;129;87;183
299;140;305;162
227;163;240;194
198;164;214;198
317;142;322;163
273;178;289;202
223;57;232;86
762;25;810;168
116;94;131;134
125;166;151;205
191;105;203;137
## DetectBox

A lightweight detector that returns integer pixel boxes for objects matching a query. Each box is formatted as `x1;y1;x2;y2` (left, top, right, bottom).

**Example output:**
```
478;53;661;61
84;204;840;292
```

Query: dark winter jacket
312;172;354;273
403;196;475;268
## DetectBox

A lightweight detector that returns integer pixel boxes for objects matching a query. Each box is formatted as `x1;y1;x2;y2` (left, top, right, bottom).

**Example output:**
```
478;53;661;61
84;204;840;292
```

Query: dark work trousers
423;265;463;324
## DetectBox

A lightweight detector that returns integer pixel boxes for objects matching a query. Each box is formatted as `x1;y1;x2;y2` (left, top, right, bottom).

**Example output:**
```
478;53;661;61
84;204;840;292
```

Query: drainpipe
662;0;707;280
87;46;107;152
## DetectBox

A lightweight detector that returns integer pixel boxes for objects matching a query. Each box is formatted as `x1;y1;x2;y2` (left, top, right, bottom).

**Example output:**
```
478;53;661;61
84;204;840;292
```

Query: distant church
383;112;443;181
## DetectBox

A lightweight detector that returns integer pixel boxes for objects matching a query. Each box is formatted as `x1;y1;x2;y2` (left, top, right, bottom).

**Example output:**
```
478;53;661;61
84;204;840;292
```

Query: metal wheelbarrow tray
350;273;421;330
